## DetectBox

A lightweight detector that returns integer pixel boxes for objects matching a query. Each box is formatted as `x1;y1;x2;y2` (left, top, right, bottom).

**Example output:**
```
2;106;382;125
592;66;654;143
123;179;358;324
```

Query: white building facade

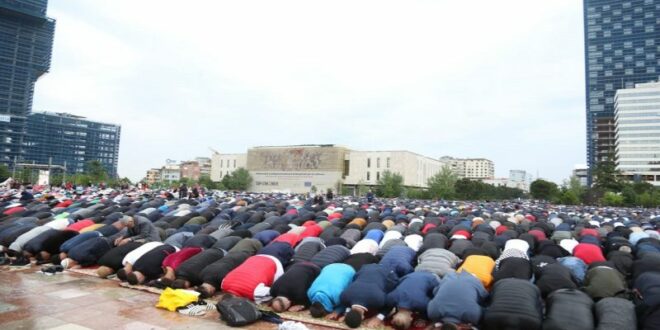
211;153;247;182
161;164;181;182
344;151;445;189
246;145;348;193
615;81;660;186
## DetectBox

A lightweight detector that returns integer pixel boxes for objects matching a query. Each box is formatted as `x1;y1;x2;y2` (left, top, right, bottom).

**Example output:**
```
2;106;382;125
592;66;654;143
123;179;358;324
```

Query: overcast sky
33;0;586;184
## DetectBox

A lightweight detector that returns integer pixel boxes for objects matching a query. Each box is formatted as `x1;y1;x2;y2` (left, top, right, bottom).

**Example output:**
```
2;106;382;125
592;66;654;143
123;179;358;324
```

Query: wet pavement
0;266;335;330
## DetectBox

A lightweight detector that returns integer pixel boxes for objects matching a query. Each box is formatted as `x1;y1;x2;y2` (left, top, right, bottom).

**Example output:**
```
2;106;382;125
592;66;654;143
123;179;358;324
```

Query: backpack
216;296;281;327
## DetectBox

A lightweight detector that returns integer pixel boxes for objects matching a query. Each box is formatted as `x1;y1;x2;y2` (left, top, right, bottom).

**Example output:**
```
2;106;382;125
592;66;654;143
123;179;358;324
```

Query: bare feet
289;305;305;312
364;317;383;328
325;312;340;321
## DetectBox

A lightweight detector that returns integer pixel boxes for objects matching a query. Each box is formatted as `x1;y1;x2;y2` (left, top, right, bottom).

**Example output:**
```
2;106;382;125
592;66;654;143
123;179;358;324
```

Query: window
377;158;380;168
646;25;655;33
648;67;656;73
624;41;632;48
367;172;370;181
605;83;613;90
377;172;380;181
386;157;390;168
233;160;236;168
367;158;371;168
625;68;634;75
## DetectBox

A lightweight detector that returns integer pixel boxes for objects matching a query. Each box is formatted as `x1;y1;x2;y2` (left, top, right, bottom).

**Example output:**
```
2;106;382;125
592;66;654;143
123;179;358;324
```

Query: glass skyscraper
0;0;55;166
583;0;660;183
24;112;121;177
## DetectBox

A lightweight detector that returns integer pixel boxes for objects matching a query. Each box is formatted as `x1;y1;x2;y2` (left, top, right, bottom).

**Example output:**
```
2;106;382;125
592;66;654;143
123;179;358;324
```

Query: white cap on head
504;239;529;253
560;239;579;254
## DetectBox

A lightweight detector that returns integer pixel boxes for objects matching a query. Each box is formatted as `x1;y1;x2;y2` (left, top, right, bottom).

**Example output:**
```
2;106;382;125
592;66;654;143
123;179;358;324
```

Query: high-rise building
573;165;589;186
145;168;161;185
195;157;211;177
583;0;660;184
439;156;494;179
24;112;121;176
0;0;55;166
614;81;660;185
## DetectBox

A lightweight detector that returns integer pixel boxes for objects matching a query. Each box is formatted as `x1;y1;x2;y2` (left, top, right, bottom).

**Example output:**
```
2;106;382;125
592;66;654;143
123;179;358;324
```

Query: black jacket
543;289;594;330
270;262;321;305
483;278;543;330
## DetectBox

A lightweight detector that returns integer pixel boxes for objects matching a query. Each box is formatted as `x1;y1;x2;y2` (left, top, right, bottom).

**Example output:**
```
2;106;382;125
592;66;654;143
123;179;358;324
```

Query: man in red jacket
221;254;284;303
221;241;293;303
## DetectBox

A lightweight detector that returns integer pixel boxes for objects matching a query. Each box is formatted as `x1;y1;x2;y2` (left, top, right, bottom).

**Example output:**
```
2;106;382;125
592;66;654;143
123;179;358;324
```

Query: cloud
33;0;586;183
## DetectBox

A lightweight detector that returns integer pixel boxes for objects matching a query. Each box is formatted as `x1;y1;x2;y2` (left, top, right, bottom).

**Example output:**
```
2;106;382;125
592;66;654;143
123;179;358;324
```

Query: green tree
375;171;404;198
0;164;10;182
601;191;624;206
18;167;32;184
50;173;63;186
72;173;91;186
112;177;132;188
221;174;231;190
427;165;458;199
559;189;580;205
84;160;108;183
567;176;585;200
530;179;559;200
356;180;369;196
455;178;479;200
620;184;637;206
179;177;194;186
406;187;430;199
223;168;252;191
593;155;623;192
198;175;215;190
